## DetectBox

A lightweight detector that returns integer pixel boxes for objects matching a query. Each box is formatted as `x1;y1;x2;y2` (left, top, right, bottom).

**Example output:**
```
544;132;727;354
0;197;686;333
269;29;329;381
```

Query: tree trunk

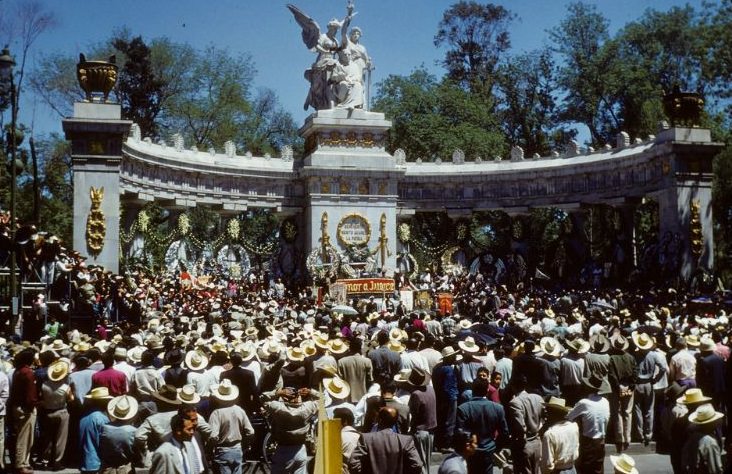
30;136;40;224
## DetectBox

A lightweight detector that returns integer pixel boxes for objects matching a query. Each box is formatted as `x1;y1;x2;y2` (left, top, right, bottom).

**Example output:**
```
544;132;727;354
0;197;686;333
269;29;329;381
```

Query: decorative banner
415;290;433;310
438;292;453;314
337;213;371;246
400;290;414;311
336;278;394;294
329;282;347;304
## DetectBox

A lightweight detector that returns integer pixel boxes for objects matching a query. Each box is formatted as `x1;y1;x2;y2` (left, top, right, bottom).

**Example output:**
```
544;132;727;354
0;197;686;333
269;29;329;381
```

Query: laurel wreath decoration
398;222;411;243
178;214;190;235
227;219;240;240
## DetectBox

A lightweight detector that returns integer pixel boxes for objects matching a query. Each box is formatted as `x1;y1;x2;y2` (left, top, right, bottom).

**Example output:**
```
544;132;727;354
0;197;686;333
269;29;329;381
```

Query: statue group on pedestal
288;1;372;111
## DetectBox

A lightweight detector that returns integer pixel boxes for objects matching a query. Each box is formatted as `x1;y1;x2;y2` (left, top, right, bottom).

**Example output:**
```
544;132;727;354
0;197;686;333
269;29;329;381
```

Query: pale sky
2;0;712;143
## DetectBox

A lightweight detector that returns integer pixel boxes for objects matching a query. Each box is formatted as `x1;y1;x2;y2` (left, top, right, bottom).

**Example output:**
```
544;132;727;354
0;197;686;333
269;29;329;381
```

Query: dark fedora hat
152;384;182;406
582;373;604;392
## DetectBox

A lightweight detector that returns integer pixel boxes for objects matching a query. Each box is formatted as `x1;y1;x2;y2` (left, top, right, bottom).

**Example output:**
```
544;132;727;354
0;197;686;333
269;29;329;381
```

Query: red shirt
9;365;38;411
91;367;128;396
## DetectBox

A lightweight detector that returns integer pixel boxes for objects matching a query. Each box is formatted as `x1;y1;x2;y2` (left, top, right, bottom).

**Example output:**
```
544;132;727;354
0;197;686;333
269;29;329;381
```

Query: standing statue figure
335;12;372;109
288;2;371;111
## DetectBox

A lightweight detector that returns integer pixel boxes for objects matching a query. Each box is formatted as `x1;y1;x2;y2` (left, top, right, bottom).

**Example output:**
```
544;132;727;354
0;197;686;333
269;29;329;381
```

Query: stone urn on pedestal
76;54;118;102
663;85;704;128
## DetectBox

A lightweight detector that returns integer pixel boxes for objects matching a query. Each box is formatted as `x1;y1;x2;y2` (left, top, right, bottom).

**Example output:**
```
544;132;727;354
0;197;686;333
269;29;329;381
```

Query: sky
1;0;712;143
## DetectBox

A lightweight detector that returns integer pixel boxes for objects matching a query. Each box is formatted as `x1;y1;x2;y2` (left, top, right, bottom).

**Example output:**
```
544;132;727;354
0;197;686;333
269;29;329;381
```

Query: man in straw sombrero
395;367;436;474
681;403;725;474
220;345;260;416
79;387;113;473
540;397;579;474
566;373;609;474
607;333;636;453
261;384;321;474
456;376;508;474
631;330;667;446
99;395;139;473
208;379;255;474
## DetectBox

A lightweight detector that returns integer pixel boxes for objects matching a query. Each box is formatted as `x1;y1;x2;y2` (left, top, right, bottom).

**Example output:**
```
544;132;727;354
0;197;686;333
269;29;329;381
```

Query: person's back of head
381;380;397;397
376;330;389;346
101;349;115;368
376;406;398;430
471;377;490;398
333;407;355;427
350;338;363;355
141;350;155;367
230;352;243;367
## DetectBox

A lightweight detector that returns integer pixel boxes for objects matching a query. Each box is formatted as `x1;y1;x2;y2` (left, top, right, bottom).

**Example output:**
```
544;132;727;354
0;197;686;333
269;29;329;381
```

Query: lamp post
0;47;18;318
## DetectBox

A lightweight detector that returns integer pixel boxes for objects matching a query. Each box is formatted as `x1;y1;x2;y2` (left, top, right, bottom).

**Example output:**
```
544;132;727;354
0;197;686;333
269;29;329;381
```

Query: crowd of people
0;236;731;474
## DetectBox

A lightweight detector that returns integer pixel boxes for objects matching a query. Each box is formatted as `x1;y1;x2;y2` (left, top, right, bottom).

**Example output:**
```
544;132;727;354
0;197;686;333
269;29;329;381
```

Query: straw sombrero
211;379;239;402
107;395;139;421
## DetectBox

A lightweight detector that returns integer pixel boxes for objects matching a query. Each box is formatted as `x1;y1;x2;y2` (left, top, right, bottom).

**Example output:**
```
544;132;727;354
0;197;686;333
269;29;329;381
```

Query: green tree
434;1;515;94
373;68;506;160
164;45;254;148
549;2;623;145
495;49;568;156
112;34;166;138
242;88;302;156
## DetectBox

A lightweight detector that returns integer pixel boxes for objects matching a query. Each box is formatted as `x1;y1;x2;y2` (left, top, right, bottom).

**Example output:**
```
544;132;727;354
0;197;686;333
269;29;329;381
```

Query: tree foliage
373;68;506;160
434;1;515;94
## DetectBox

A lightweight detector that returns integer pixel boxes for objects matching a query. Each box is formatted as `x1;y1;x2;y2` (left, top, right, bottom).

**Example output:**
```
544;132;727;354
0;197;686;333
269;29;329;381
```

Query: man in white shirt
566;375;610;474
541;397;579;474
669;337;696;388
113;347;136;383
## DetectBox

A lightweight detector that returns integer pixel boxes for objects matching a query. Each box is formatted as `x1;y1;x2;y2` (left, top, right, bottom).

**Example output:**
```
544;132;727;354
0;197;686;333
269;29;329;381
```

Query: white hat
185;350;209;371
48;361;69;382
689;403;724;425
177;384;201;405
211;379;239;402
609;454;638;474
107;395;139;421
323;377;350;401
458;336;480;353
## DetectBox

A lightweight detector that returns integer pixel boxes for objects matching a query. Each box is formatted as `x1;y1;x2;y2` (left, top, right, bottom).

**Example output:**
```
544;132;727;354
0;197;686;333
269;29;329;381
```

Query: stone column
62;103;132;273
653;127;721;279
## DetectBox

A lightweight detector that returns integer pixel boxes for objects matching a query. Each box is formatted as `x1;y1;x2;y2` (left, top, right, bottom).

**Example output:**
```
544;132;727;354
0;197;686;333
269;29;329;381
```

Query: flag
534;268;551;280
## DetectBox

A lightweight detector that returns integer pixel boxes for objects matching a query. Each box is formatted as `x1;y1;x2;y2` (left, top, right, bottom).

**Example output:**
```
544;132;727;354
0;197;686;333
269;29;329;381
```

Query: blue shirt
432;363;460;401
456;397;509;452
79;409;110;471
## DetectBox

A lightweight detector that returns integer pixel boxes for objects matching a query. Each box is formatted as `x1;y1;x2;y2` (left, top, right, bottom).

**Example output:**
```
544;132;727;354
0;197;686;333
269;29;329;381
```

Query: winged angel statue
288;2;372;111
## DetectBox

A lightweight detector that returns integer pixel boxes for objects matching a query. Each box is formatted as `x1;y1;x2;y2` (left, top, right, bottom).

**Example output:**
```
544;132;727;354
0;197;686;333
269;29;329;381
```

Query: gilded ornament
398;222;411;243
138;210;150;233
690;199;703;258
227;219;240;240
86;187;106;255
337;213;371;247
358;180;369;195
178;214;190;235
76;54;118;103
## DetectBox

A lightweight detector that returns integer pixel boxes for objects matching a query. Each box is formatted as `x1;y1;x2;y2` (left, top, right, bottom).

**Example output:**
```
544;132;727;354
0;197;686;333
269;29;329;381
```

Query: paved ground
32;443;674;474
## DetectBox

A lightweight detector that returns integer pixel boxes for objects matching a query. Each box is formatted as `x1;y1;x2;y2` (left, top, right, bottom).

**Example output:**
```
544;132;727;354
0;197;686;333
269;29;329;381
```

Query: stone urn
663;86;704;128
76;54;118;102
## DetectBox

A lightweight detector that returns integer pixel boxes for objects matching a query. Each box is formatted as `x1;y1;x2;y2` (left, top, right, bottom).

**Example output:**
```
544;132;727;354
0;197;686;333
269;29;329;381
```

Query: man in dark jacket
221;350;260;416
697;338;726;411
349;407;422;474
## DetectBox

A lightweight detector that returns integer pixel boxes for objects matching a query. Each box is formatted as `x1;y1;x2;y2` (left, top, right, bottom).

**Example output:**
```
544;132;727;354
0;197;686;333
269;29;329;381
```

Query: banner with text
337;278;395;295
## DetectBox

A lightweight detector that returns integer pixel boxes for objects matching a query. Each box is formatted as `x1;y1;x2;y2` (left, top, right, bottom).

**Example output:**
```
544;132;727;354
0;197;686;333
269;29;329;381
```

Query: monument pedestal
653;127;721;279
300;109;404;276
62;102;132;273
